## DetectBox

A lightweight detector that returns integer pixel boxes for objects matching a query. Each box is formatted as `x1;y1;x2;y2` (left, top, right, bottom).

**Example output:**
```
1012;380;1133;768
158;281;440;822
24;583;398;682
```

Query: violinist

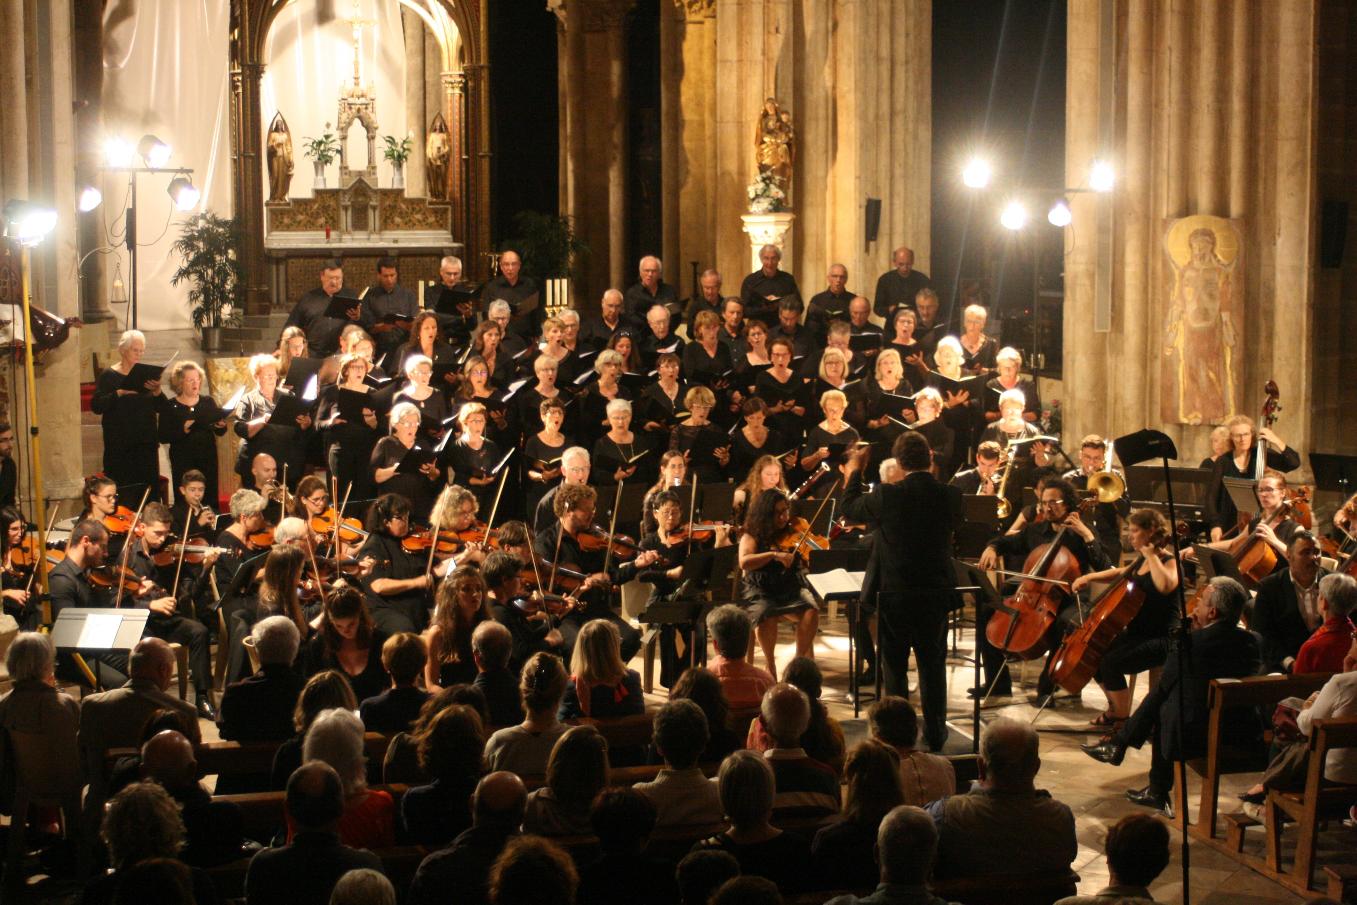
533;447;591;533
302;587;390;704
422;565;492;690
1061;434;1130;557
212;489;272;631
523;398;569;519
737;488;820;678
728;397;797;481
90;329;161;504
79;474;129;561
590;399;650;488
392;354;450;448
532;483;658;661
356;493;435;634
0;507;36;629
371;402;442;523
641;451;689;537
48;519;122;685
670;387;731;483
1205;414;1300;540
1198;471;1300;567
445;401;505;515
1068;509;1180;727
481;550;567;671
315;352;382;505
223;544;308;685
158;361;226;507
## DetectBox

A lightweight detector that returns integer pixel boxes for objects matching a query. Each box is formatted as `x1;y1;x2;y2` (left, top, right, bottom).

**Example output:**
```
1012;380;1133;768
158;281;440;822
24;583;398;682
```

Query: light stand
101;165;198;329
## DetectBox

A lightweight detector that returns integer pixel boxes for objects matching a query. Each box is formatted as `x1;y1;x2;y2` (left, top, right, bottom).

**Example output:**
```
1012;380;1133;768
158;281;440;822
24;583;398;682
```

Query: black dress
446;436;504;514
315;385;381;505
393;386;451;449
233;388;309;489
590;434;654;487
158;395;226;507
960;336;999;373
91;368;160;501
577;385;631;449
522;433;569;519
754;369;809;440
357;531;432;634
302;629;391;704
729;426;792;478
370;436;440;523
670;423;731;484
801;424;861;473
681;341;734;389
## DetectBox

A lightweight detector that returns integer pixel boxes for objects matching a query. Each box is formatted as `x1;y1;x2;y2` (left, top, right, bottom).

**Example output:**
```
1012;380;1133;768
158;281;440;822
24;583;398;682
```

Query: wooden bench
104;731;399;784
205;843;427;900
1263;716;1357;893
219;783;413;843
928;869;1081;905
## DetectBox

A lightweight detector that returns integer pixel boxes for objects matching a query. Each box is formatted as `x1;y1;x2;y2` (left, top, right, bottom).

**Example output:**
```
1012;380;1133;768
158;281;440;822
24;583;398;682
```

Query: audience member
746;657;846;773
711;876;783;905
292;708;396;849
691;751;811;892
383;684;472;784
111;858;197;905
524;724;610;836
928;718;1076;879
868;696;956;805
667;667;743;763
706;605;775;709
245;763;384;905
272;670;359;791
759;683;839;818
813;740;906;890
559;618;644;719
1053;813;1168;905
329;869;396;905
401;703;486;846
359;632;431;733
139;729;247;867
472;620;524;727
485;652;570;776
220;616;305;742
84;782;221;905
488;836;579;905
578;787;677;905
409;771;529;905
675;850;741;905
824;805;956;905
635;699;723;827
1293;573;1357;675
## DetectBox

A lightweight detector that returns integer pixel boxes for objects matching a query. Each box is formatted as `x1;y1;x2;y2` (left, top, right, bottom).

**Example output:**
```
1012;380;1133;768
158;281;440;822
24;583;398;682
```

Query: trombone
1086;438;1125;504
994;441;1015;519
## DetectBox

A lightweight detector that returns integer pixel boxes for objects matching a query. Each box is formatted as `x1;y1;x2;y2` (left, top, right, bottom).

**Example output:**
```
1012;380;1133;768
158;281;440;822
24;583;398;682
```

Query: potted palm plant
303;126;340;190
382;133;413;190
170;212;244;354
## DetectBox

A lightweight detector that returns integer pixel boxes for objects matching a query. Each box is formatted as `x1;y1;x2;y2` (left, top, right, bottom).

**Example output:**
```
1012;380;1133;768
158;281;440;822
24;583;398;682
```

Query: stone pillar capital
549;0;635;32
672;0;715;21
442;70;466;94
741;212;795;273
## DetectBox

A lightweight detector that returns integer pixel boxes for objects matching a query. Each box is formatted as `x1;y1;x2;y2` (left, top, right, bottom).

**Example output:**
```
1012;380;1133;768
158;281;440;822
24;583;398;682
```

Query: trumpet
1086;438;1125;504
994;443;1014;519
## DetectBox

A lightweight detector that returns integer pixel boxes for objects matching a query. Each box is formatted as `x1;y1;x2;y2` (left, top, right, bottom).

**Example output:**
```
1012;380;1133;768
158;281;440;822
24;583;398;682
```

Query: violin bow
685;469;699;551
549;520;565;597
603;476;625;577
113;485;153;609
788;478;840;561
302;531;332;607
484;452;514;544
426;487;450;577
24;504;61;596
334;477;352;570
170;500;195;600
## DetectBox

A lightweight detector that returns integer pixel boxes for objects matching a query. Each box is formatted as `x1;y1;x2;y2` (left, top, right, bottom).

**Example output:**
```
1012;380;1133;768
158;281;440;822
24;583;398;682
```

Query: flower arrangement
382;134;413;164
746;170;788;214
302;126;341;166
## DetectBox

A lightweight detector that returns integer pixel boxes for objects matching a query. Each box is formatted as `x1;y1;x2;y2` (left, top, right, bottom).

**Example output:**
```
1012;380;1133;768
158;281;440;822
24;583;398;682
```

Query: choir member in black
949;441;1003;496
772;297;816;359
640;304;685;370
578;289;637;354
958;304;999;373
607;330;643;377
422;565;491;690
757;337;808;442
346;331;388;381
623;255;680;322
315;353;381;506
739;244;801;327
638;353;687;446
284;259;372;355
683;310;736;397
909;389;958;481
0;423;15;509
469;320;516;388
927;336;980;460
1198;470;1301;565
524;398;570;519
454;355;514;447
371;403;442;523
670;386;731;484
233;353;312;490
1;507;36;629
799;321;863;381
484;298;529;362
979;389;1050;513
806;262;854;345
640;451;689;537
518;355;570;438
718;297;747;355
590;399;652;488
913;288;945;358
685;268;725;335
578;349;631;449
303;587;391;704
1061;434;1130;558
540;317;584;388
847;296;883;365
982;347;1041;425
1204;414;1300;540
532;483;659;660
729;398;798;480
91;329;162;503
480;249;538;335
800;389;860;477
737;488;819;677
156;361;225;509
1201;425;1231;470
398;312;458;385
872;245;931;319
431;255;476;347
848;349;914;449
977;478;1113;701
534;447;592;533
365;256;419;359
123;502;215;717
885;307;930;386
638;489;729;687
730;456;790;531
276;327;310;384
1069;508;1180;725
356;493;435;634
558;307;583;356
482;550;567;672
392;354;451;450
735;317;772;377
445;401;504;515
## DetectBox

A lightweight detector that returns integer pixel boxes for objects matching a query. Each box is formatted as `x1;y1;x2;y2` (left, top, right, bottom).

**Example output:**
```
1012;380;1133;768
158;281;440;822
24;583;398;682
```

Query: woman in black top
371;402;442;523
523;397;570;519
445;401;504;515
848;349;914;448
638;352;687;443
607;330;644;376
908;388;957;480
1;507;36;629
303;586;390;704
756;337;808;442
356;493;435;635
1204;414;1301;539
959;303;1000;374
577;349;631;449
683;310;736;391
729;397;797;479
737;489;819;677
398;312;458;389
315;353;382;506
157;361;226;508
423;565;491;689
517;355;570;438
455;355;514;446
233;352;312;490
469;319;517;388
799;389;860;478
392;354;451;449
982;347;1041;426
670;386;731;484
91;329;162;501
590;398;653;487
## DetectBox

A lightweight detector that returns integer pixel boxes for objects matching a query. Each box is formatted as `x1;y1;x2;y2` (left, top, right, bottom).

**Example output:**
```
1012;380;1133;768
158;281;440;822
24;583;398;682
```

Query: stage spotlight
103;136;136;168
3;200;58;247
78;186;103;213
167;175;200;211
962;157;993;189
1089;159;1115;192
999;200;1028;231
1047;200;1072;228
138;134;172;169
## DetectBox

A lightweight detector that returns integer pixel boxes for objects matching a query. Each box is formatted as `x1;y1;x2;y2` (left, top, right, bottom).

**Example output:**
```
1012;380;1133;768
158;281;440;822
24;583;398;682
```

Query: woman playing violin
356;493;435;635
316;353;382;506
0;507;36;629
738;488;820;677
78;474;134;561
371;402;442;523
524;397;569;518
90;329;162;505
481;550;567;670
1069;509;1180;726
423;565;492;690
423;483;490;568
158;361;227;508
641;451;688;537
303;587;390;704
223;543;308;683
445;401;504;516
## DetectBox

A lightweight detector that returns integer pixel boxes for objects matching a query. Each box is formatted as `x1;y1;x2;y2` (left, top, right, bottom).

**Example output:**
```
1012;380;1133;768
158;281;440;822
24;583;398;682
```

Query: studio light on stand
1047;200;1072;228
167;175;200;212
1089;158;1116;193
999;200;1029;232
137;134;172;169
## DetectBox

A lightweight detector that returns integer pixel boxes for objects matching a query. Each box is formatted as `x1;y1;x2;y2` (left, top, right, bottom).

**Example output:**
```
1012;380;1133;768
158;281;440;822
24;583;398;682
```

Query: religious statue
426;112;450;202
756;97;794;190
1161;215;1242;425
266;113;294;202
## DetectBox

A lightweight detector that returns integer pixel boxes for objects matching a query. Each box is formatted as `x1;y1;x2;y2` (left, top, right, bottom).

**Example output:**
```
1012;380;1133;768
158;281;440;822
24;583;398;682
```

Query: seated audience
409;772;529;905
711;876;783;905
667;667;743;763
329;869;396;905
383;684;483;784
824;805;954;905
84;782;220;905
1251;532;1327;673
290;708;396;850
139;729;247;867
746;657;846;774
485;652;571;776
928;718;1076;879
691;750;812;892
472;620;525;727
812;740;906;890
111;858;198;905
272;670;360;791
868;696;956;805
1054;813;1168;905
578;788;678;905
303;588;391;704
635;698;723;827
245;762;384;905
220;616;304;742
359;632;431;733
1293;573;1357;675
488;836;579;905
524;724;610;836
559;618;644;720
675;851;741;905
759;683;840;819
401;703;486;846
706;604;775;709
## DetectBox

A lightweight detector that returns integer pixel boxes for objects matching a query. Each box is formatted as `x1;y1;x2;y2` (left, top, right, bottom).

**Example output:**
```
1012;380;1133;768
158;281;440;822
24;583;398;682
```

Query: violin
573;525;639;560
660;522;730;546
771;516;829;568
101;505;139;535
509;591;580;619
7;535;41;572
450;521;502;549
150;543;230;567
89;563;143;593
519;558;588;594
309;508;369;544
246;528;276;550
985;526;1082;660
401;526;463;557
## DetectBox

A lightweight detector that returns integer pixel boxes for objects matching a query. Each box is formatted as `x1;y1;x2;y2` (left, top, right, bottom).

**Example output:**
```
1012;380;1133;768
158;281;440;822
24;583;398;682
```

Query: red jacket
1293;617;1356;675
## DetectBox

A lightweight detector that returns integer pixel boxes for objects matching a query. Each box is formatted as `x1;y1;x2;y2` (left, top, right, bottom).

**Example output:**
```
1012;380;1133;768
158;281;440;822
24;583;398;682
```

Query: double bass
985;525;1082;660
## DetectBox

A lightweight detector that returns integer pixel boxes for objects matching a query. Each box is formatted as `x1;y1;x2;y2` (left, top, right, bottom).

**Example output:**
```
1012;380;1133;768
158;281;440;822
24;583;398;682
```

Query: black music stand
697;483;732;523
1309;452;1357;504
804;555;869;716
956;495;1002;559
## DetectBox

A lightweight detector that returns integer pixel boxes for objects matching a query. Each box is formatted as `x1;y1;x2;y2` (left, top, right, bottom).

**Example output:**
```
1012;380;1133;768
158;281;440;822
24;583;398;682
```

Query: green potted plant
508;211;589;281
382;133;413;190
302;125;340;190
170;212;244;354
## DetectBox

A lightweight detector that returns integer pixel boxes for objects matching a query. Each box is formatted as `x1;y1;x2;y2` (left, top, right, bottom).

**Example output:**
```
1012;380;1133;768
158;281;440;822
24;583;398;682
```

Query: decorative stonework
266;193;343;232
740;212;795;273
673;0;715;20
379;193;452;232
267;189;450;235
582;0;635;32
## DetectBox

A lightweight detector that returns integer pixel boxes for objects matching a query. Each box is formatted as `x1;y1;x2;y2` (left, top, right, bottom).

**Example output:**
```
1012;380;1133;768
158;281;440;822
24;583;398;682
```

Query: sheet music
806;568;865;600
76;612;122;649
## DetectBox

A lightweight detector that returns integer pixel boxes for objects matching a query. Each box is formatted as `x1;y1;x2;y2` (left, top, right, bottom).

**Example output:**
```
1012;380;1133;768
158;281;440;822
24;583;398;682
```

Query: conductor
841;432;962;751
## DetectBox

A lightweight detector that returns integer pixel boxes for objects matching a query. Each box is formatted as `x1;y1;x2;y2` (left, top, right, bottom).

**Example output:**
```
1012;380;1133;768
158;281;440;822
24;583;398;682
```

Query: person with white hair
739;244;801;327
532;447;591;533
958;303;998;373
159;360;228;508
392;353;452;448
370;401;443;521
590;398;650;487
624;255;679;321
579;289;638;354
91;328;162;502
296;708;396;850
234;351;313;490
982;346;1039;425
219;615;305;742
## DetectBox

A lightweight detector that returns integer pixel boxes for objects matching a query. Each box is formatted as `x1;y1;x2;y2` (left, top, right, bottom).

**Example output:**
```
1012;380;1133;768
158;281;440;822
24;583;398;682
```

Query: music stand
1193;544;1248;587
1309;452;1357;502
1221;477;1259;522
804;562;869;716
51;608;152;691
597;483;648;535
956;495;1001;559
1125;464;1214;508
697;483;732;523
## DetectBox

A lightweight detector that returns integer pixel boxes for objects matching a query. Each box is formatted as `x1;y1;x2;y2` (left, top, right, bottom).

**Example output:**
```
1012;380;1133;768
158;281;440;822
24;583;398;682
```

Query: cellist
1068;509;1180;728
977;478;1113;704
1197;471;1300;569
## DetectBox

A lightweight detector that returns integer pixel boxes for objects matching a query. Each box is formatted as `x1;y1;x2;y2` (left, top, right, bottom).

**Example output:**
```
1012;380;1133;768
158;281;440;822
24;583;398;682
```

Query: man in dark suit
1082;576;1262;812
284;258;372;355
219;615;304;742
409;771;527;905
1250;531;1326;672
842;431;963;751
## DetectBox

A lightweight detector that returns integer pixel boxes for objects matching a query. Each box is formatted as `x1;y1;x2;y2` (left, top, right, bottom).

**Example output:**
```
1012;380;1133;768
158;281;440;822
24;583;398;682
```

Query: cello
985;526;1082;660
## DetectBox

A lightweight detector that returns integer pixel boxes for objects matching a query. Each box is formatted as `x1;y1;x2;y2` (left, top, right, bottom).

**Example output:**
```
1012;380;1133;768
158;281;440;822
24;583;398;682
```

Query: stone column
442;69;466;236
403;8;427;198
231;59;270;314
662;0;717;296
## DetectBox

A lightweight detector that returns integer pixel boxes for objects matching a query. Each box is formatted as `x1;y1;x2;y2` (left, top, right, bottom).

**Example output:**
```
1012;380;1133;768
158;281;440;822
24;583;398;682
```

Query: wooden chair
1263;716;1357;893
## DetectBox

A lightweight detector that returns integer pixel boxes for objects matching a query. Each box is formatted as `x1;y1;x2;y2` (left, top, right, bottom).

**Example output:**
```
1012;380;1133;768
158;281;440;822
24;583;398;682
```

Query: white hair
561;446;590;469
6;632;54;682
487;299;511;318
404;354;433;378
759;244;782;259
605;398;632;418
229;488;267;519
274;516;309;545
934;335;963;361
996;346;1022;366
594;349;623;373
303;708;368;796
964;303;988;322
251;615;301;667
557;308;580;325
117;329;146;353
249;353;279;381
330;870;395;905
440;255;462;269
639;255;662;272
998;388;1026;410
879;458;899;483
389;401;420;429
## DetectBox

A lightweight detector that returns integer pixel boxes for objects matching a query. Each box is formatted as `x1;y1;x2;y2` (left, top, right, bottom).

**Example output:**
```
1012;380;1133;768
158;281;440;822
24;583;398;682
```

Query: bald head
761;683;810;747
140;730;196;791
128;637;175;689
287;761;345;830
892;246;915;274
980;717;1040;789
473;771;528;829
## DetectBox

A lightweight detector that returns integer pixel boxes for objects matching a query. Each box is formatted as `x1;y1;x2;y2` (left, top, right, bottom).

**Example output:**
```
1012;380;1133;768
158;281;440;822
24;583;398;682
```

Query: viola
574;525;639;560
771;516;830;568
985;526;1082;661
309;508;369;544
101;505;139;535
